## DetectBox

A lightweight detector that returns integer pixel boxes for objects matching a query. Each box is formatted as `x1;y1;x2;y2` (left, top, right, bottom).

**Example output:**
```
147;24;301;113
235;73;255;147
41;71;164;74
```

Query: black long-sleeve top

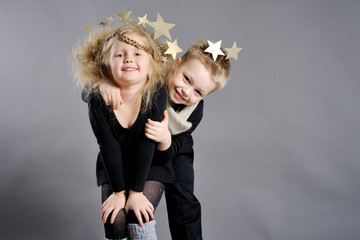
86;86;172;192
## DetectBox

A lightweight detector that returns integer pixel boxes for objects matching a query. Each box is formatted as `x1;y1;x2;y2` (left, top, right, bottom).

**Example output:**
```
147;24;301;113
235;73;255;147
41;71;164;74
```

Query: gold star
165;39;183;60
196;37;206;47
161;56;169;63
106;16;114;24
225;41;243;60
85;26;92;32
204;40;224;61
99;21;108;27
138;14;149;27
117;8;132;22
147;13;175;40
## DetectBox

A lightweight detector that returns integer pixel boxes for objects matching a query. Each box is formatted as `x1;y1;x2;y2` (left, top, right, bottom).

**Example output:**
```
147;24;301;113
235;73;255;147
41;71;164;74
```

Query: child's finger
149;203;154;213
147;206;154;220
115;96;122;109
162;110;168;124
101;202;108;217
147;119;161;127
112;94;119;108
109;95;115;109
110;208;120;224
145;124;156;133
108;95;112;106
142;209;150;223
145;132;153;140
145;128;157;136
145;132;156;141
146;123;160;131
110;95;116;109
135;211;143;227
102;208;111;223
103;95;109;106
101;201;108;211
147;119;156;126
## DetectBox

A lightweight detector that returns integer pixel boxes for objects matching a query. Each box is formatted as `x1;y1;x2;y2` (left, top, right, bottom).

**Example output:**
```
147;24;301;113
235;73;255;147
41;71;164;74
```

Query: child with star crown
98;41;231;240
73;21;174;240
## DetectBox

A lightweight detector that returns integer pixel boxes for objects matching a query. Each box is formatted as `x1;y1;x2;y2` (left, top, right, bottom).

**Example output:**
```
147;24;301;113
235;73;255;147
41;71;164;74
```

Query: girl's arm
88;94;126;192
88;94;127;223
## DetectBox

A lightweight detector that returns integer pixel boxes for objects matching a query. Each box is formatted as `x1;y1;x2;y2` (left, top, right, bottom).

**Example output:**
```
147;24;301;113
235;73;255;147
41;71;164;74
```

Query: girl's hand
101;191;126;224
125;190;154;227
145;110;171;151
99;81;123;109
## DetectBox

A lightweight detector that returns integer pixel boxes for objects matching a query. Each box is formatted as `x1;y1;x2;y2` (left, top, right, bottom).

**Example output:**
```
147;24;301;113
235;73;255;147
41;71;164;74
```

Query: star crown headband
85;8;243;62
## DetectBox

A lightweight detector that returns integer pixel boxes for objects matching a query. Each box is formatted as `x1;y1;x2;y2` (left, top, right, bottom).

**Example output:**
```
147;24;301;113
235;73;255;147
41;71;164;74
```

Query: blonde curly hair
72;21;170;112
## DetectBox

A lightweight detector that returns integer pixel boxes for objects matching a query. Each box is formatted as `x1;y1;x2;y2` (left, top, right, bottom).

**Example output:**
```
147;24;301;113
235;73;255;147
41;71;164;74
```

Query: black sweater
86;86;172;192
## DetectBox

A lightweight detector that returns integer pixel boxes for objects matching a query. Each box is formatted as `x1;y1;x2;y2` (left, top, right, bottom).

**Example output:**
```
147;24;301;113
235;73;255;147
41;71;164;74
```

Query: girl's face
109;33;151;87
168;58;215;105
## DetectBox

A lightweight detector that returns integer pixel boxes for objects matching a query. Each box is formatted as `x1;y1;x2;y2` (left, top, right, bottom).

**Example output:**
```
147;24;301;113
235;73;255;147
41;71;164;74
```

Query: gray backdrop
1;0;359;239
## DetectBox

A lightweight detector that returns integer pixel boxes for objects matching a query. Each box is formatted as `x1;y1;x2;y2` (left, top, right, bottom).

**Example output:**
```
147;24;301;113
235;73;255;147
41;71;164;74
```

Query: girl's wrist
129;190;143;197
113;190;126;197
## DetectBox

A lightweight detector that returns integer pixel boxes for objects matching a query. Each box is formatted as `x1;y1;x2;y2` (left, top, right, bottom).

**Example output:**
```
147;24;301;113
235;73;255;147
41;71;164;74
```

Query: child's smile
110;33;151;87
174;87;188;101
169;58;215;105
121;66;138;71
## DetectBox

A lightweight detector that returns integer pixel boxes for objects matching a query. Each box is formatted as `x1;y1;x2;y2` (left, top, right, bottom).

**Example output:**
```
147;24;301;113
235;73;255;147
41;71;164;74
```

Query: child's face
109;33;151;87
168;58;215;105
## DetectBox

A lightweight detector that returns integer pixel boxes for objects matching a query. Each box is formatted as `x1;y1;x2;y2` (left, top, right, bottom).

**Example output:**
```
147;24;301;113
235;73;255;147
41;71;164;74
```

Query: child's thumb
163;110;168;123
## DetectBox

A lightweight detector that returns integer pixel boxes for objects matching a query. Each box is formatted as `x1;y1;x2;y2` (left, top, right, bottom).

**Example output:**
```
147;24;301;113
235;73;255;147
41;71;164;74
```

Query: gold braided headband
106;32;152;55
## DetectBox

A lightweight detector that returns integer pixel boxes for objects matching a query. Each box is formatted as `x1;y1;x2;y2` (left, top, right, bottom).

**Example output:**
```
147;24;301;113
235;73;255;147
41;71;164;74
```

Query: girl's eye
195;90;202;97
135;53;141;56
184;76;190;83
117;53;124;57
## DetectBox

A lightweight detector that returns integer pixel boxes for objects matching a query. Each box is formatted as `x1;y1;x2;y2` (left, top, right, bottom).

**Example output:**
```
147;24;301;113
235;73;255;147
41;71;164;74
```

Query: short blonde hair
178;42;231;93
73;21;168;112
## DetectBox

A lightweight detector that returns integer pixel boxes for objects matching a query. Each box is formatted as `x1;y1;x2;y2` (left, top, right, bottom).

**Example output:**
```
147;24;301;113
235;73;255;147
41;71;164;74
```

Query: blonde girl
73;22;173;240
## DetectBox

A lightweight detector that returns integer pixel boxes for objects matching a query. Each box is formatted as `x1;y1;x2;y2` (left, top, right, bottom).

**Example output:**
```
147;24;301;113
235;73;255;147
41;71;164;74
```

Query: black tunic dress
86;86;173;193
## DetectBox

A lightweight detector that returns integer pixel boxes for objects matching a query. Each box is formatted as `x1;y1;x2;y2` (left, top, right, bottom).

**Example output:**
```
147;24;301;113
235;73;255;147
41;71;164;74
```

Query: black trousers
165;139;203;240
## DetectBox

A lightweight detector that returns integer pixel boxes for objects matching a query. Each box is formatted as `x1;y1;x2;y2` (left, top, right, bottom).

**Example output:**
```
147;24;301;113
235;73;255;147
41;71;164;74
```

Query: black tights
101;181;164;239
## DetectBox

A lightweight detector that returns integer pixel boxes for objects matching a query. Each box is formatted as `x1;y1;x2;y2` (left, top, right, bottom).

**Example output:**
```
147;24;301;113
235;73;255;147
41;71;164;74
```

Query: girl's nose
182;88;190;100
124;57;133;63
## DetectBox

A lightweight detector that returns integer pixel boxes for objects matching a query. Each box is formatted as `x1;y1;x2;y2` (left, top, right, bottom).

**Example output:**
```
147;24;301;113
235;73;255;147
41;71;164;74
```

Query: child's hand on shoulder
98;81;123;109
101;191;126;224
145;110;171;150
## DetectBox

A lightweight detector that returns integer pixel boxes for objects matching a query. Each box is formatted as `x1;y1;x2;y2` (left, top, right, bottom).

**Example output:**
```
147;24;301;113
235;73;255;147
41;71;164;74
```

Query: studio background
1;0;359;239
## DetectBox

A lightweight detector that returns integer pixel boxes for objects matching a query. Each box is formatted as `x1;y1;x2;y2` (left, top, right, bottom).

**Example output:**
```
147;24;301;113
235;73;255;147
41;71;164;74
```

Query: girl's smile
109;33;151;88
174;88;188;101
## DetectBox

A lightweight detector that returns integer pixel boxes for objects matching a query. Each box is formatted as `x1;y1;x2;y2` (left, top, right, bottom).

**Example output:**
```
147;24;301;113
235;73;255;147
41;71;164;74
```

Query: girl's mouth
122;67;138;71
175;89;186;101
